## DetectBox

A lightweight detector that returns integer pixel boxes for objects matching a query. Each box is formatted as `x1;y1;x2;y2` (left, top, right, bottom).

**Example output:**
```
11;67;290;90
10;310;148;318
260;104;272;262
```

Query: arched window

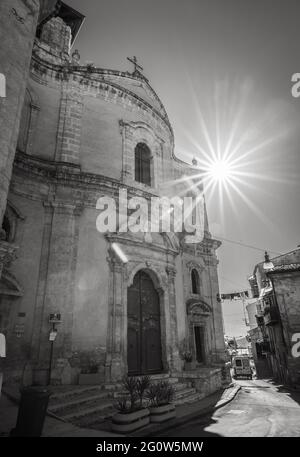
191;269;200;294
135;142;151;186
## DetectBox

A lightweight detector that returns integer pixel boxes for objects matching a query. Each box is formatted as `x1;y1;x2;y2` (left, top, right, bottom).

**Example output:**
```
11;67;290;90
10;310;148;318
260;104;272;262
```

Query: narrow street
162;379;300;437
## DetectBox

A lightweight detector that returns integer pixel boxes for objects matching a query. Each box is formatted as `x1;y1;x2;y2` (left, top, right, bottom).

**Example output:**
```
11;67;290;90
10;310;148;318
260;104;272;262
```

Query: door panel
127;286;141;375
194;326;205;363
127;271;162;375
127;326;140;375
144;325;162;373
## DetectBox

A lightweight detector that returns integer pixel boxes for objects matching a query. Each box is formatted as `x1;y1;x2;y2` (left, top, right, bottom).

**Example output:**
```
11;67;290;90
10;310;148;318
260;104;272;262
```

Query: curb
131;384;241;437
213;384;241;410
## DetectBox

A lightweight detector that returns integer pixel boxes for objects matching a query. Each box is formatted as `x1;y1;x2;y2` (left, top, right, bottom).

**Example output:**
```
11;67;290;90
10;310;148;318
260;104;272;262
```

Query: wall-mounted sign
49;329;58;341
49;313;62;324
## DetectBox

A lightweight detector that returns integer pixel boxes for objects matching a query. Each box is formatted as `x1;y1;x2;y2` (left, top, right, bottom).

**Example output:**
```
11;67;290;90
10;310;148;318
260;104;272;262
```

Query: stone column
30;201;81;385
105;252;126;383
0;0;40;228
166;266;181;372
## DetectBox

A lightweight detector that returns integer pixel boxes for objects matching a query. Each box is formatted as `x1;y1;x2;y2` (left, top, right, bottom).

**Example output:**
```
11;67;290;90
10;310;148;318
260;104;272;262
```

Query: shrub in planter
136;375;151;408
146;380;176;423
111;376;151;433
182;351;194;371
182;351;193;363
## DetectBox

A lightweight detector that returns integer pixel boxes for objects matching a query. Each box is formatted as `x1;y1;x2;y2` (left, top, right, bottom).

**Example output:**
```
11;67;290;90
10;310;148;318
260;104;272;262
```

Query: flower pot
184;361;193;371
149;404;176;423
111;408;150;433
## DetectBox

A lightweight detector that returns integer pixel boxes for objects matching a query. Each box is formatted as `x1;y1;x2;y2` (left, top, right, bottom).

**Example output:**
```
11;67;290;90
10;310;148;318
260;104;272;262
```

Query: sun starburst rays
162;77;294;231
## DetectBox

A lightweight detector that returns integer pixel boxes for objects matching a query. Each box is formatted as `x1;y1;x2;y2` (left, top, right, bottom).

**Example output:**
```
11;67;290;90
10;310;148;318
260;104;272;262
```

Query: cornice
13;151;163;200
105;233;179;257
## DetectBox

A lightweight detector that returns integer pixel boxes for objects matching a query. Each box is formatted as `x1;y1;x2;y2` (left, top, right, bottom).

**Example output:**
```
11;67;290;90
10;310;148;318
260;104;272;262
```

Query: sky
222;299;250;338
67;0;300;334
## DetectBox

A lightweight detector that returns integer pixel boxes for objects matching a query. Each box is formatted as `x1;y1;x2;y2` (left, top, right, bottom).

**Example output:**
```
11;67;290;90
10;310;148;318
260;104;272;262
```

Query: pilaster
31;200;82;384
105;249;126;383
55;80;83;165
165;265;181;372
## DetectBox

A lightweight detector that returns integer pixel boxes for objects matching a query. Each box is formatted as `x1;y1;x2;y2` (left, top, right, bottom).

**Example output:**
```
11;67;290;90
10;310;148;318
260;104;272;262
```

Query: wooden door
127;271;162;375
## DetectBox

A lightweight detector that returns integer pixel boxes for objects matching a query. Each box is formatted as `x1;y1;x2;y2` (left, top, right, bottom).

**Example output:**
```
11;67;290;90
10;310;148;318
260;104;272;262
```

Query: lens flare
161;75;295;237
207;160;233;183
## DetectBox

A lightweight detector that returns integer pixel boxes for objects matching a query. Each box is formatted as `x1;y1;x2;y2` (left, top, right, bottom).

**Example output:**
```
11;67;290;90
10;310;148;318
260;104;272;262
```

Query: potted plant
111;375;151;433
182;351;193;371
146;380;176;423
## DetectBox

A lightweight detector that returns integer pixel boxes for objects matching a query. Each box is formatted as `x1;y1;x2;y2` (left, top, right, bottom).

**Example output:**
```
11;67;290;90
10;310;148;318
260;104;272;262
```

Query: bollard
10;386;51;437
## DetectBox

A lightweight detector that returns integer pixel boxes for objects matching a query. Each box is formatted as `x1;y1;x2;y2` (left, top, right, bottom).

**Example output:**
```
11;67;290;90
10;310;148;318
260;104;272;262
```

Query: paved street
162;379;300;437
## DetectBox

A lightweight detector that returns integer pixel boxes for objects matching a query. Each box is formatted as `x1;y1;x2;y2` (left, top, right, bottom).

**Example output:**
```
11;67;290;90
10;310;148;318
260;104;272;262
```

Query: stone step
161;377;179;384
49;392;111;413
175;392;203;405
60;399;115;422
174;387;197;400
50;385;105;402
103;383;123;392
148;373;172;380
173;382;192;392
47;376;201;427
71;406;116;428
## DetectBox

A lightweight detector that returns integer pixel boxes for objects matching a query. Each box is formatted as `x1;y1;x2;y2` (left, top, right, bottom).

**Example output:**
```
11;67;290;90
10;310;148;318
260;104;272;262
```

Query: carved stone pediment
186;298;211;317
186;260;205;273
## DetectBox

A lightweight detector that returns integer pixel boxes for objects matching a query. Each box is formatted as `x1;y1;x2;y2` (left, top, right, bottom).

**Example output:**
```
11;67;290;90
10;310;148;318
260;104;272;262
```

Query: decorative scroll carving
186;298;212;318
186;260;205;274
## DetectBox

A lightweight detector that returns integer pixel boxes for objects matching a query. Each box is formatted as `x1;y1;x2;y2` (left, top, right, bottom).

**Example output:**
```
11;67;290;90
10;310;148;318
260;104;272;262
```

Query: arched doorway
127;270;163;375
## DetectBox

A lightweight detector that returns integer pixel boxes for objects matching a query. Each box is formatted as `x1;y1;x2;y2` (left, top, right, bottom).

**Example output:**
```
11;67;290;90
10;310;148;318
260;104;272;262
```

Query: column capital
166;265;177;279
107;255;124;273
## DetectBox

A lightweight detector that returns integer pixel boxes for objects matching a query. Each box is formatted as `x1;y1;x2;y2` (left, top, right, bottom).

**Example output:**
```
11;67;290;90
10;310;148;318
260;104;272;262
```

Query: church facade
0;2;227;396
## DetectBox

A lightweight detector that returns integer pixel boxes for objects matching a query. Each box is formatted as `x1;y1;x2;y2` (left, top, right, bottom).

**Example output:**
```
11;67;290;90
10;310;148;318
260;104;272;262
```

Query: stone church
0;1;227;397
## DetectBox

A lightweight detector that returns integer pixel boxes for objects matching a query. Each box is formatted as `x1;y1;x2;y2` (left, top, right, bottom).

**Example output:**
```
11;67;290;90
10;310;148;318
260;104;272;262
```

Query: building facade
0;3;227;396
246;300;272;378
249;249;300;386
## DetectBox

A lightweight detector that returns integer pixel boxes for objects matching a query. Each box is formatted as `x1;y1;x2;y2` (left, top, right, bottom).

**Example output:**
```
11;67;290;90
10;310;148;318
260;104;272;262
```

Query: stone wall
271;272;300;386
0;0;41;228
180;367;223;398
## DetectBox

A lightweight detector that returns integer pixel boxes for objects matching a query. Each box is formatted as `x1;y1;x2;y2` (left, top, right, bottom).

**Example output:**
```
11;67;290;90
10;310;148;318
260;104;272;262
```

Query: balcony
263;305;279;326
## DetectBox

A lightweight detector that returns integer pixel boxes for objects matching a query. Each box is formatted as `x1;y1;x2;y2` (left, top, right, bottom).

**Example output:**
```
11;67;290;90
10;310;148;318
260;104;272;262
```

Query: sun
207;159;233;183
